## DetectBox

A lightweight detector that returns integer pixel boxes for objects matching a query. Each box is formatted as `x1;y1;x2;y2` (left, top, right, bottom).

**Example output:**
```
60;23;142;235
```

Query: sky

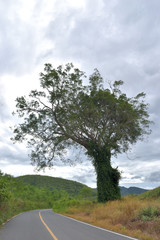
0;0;160;189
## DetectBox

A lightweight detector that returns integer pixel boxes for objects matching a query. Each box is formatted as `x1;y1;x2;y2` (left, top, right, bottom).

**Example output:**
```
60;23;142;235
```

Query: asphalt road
0;209;138;240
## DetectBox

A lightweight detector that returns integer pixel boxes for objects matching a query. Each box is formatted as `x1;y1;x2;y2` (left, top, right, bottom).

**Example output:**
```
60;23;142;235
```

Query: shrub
138;206;160;221
0;179;11;204
52;198;93;213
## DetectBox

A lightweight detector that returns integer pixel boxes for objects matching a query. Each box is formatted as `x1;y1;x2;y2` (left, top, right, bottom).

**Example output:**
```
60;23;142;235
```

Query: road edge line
55;212;139;240
1;213;23;227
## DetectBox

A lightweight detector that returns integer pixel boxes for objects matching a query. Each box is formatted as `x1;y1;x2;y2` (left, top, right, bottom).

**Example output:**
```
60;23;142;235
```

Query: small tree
80;187;92;200
0;174;11;204
12;63;151;202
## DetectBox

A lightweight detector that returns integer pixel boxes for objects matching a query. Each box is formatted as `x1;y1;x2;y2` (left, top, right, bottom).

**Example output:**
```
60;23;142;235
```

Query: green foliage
138;206;160;221
0;171;67;225
88;145;121;202
80;186;92;199
12;63;152;202
139;186;160;200
53;197;93;213
96;161;121;202
0;178;11;204
16;175;89;196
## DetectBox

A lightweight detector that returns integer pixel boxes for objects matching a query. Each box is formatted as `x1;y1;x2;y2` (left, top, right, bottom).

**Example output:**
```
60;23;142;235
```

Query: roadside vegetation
0;172;47;225
53;188;160;240
0;171;74;225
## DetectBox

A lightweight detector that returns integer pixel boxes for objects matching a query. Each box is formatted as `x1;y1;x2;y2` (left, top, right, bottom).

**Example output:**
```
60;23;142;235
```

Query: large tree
12;63;151;202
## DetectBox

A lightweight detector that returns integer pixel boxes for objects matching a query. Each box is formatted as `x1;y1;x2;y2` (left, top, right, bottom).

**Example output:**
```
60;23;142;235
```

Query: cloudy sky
0;0;160;189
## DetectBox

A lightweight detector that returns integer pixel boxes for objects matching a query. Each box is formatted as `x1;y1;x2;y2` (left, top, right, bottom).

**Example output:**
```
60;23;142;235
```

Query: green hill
16;175;88;196
139;186;160;200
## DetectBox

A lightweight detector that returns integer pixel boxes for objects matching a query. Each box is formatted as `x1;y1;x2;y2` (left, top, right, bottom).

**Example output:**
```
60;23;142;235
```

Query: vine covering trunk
87;146;121;202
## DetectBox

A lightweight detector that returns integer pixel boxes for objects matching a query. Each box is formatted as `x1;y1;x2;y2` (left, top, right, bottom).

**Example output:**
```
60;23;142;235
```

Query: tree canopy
12;63;151;202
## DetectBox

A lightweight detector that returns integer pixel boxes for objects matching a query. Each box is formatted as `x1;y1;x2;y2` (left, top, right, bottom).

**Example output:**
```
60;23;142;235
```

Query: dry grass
64;196;160;240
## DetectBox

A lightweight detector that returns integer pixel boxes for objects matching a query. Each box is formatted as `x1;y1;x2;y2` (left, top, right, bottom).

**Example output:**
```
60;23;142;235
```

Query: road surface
0;209;138;240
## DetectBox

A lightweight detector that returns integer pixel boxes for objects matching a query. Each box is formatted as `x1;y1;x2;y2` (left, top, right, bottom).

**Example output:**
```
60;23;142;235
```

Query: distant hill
138;186;160;200
93;186;148;196
120;186;148;196
16;175;89;196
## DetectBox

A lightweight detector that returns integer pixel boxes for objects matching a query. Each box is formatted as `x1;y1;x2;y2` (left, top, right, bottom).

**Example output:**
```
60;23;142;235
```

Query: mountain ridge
120;186;148;196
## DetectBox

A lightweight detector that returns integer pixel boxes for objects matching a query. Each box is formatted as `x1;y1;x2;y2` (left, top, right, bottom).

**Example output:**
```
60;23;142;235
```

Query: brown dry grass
64;196;160;240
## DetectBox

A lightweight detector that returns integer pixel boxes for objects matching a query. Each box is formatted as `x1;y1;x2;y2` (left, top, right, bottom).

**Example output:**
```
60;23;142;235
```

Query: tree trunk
88;146;121;202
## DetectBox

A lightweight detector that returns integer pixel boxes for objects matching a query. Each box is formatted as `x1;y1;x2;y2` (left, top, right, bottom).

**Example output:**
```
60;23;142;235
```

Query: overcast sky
0;0;160;189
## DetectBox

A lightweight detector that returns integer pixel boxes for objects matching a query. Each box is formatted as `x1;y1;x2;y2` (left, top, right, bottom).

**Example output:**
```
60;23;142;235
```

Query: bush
0;179;11;204
52;198;93;213
53;198;79;212
80;187;92;199
138;206;160;221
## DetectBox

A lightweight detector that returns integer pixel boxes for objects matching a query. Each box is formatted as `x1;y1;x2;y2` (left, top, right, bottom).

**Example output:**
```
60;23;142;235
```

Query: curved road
0;209;138;240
